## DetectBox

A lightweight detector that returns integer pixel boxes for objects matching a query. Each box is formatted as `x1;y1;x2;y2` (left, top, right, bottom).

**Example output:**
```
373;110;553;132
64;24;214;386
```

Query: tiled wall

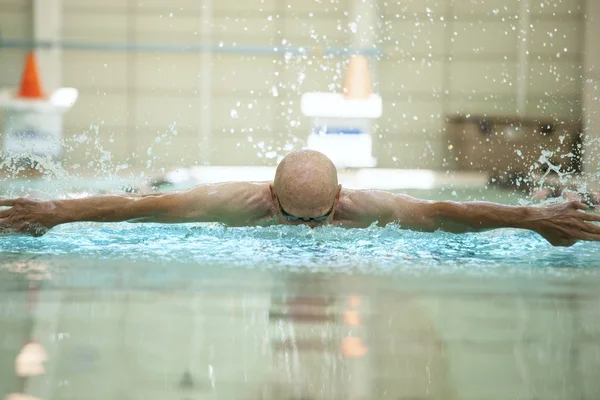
0;0;586;172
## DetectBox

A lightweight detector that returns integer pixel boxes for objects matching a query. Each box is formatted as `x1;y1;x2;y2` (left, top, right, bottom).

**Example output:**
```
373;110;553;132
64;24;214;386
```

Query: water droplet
297;72;306;85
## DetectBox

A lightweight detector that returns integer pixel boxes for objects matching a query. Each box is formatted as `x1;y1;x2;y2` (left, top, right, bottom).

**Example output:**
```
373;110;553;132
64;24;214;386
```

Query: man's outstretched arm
0;182;270;236
369;192;600;247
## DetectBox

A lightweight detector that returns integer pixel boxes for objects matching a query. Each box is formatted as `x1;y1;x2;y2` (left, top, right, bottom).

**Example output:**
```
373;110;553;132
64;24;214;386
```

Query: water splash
1;223;598;272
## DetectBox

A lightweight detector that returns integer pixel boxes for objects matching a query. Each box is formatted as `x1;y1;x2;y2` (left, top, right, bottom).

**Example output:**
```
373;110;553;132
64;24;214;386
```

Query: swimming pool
1;183;599;399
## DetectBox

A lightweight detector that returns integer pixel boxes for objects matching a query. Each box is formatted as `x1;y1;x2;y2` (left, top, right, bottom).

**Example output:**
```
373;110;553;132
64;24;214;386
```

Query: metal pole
583;0;600;174
516;0;530;116
33;0;62;91
199;0;213;165
350;0;379;170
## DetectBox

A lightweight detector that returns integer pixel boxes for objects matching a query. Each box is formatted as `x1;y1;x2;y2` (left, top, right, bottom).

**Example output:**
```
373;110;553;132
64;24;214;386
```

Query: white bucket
301;92;382;168
0;87;78;159
4;111;63;158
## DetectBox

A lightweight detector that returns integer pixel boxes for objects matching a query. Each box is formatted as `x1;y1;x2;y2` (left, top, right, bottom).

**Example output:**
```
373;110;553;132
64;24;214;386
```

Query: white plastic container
0;87;78;159
301;92;382;168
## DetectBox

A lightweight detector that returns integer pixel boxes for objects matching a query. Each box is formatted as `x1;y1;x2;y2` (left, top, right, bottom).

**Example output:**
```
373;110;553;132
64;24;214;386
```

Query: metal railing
0;38;382;57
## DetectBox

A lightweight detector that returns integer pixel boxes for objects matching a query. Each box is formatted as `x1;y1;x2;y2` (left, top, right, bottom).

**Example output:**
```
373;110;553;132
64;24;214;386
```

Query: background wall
0;0;591;174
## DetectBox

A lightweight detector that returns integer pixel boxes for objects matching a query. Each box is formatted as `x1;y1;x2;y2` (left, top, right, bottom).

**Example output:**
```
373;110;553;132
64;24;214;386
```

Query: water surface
1;187;599;399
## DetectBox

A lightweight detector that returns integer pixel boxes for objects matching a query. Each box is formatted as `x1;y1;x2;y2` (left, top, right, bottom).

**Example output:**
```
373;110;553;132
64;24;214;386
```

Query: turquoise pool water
1;185;600;399
2;222;600;270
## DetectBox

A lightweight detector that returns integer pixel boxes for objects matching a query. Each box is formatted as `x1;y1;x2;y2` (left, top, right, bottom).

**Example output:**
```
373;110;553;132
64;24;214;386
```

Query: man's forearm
53;193;168;225
431;201;530;233
1;183;238;236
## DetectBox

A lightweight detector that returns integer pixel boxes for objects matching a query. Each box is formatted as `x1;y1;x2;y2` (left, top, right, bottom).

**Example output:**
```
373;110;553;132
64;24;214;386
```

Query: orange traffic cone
16;52;45;99
343;55;372;100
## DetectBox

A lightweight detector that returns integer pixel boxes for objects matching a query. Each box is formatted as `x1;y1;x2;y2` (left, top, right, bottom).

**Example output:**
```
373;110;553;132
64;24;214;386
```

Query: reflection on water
1;257;600;400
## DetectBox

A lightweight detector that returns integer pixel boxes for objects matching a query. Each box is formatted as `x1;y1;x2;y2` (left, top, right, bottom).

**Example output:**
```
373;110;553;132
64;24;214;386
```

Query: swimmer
1;150;600;247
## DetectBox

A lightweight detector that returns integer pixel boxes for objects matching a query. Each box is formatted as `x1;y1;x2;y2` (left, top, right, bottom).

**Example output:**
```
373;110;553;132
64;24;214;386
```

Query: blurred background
0;0;598;178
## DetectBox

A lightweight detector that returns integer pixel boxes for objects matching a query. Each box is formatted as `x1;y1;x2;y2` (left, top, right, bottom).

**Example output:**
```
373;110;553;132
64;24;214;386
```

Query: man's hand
526;201;600;247
0;198;58;237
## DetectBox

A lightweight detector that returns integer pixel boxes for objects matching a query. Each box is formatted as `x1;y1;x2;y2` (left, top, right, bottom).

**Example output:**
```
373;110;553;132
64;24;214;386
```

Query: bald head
273;150;339;215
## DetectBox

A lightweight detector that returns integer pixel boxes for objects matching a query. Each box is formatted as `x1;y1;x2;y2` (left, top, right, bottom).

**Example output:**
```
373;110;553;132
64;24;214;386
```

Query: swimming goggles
277;197;335;223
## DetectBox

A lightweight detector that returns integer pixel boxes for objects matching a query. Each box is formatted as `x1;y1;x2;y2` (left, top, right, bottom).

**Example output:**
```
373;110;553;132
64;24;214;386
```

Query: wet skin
1;180;600;247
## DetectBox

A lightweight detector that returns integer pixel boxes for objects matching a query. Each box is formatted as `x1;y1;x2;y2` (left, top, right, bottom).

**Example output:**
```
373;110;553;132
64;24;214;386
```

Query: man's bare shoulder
335;189;431;227
237;181;278;225
338;188;396;207
166;181;274;226
335;189;396;226
208;181;273;217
